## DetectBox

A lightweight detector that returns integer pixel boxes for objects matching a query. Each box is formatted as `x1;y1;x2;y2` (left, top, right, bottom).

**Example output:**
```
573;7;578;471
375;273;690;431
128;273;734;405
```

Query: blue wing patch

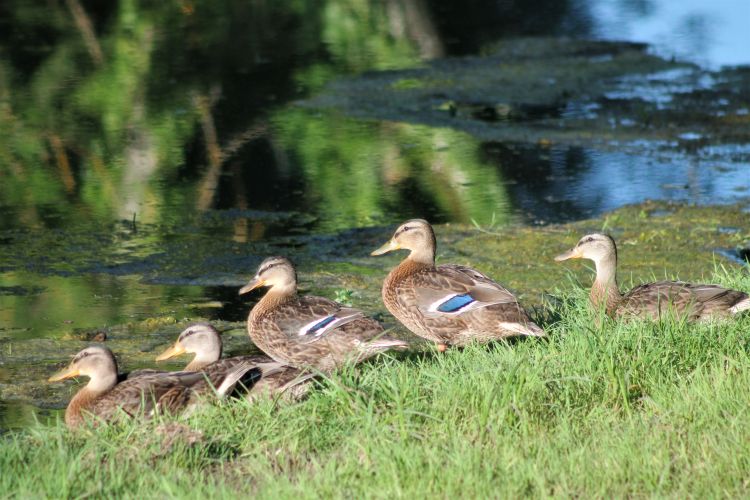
306;315;336;335
437;294;475;313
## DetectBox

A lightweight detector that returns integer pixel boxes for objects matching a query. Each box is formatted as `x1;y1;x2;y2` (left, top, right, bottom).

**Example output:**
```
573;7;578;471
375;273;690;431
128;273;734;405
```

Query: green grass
2;269;749;498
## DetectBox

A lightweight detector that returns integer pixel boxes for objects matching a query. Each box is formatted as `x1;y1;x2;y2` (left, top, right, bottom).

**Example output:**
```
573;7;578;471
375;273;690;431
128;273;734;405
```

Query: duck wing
122;369;165;380
687;284;748;315
409;264;523;317
622;281;749;319
263;296;368;344
88;371;205;421
194;355;287;396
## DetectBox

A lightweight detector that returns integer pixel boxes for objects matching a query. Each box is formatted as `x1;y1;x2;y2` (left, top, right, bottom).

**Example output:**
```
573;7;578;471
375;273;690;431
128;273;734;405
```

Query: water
591;0;750;68
1;0;749;430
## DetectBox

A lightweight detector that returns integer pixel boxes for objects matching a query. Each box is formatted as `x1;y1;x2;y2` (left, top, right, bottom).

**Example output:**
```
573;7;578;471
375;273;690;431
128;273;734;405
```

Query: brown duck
156;322;313;400
371;219;545;350
240;256;408;372
49;345;269;428
555;233;750;320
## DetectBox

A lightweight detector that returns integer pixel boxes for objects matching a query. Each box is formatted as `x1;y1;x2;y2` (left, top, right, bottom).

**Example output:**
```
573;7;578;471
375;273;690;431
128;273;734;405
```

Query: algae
302;39;750;150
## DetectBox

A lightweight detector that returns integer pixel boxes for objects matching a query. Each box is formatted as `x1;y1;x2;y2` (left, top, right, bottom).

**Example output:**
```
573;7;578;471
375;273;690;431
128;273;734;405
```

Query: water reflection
1;0;745;234
272;111;511;230
483;142;750;224
0;273;207;340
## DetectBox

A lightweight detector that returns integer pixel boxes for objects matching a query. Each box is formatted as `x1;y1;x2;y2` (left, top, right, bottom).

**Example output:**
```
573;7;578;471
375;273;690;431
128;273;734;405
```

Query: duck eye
395;225;412;237
586;237;595;243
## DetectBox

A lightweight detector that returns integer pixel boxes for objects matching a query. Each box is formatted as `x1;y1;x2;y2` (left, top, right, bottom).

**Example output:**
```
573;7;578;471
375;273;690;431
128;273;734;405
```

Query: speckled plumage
65;371;201;428
617;281;749;320
241;257;408;372
157;323;313;400
373;219;545;347
556;233;750;320
50;346;261;428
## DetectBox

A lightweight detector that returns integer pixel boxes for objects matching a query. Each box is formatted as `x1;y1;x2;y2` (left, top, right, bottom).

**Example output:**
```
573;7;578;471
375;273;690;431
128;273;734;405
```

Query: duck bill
155;342;185;361
48;365;80;382
371;239;400;256
554;248;583;262
239;277;264;295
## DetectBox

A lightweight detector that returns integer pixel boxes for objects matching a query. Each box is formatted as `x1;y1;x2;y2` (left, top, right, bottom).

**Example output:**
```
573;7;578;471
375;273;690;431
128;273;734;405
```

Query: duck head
371;219;436;264
555;233;617;265
48;345;118;391
156;323;222;367
239;256;298;296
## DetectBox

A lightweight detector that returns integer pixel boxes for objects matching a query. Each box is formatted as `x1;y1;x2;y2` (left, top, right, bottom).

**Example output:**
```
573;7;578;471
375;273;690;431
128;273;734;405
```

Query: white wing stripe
427;293;458;312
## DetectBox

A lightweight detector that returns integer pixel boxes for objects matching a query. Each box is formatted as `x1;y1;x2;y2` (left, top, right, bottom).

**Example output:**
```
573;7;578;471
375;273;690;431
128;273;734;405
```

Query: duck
155;322;313;400
239;256;408;372
371;219;545;350
48;345;272;428
555;232;750;320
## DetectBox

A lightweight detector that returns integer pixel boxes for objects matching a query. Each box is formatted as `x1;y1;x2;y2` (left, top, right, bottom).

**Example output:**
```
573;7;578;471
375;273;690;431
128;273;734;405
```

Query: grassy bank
2;269;749;497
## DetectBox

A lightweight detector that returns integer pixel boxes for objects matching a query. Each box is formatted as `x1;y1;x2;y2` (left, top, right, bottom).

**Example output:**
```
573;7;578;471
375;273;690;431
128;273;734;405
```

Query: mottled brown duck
49;345;267;428
156;323;313;400
371;219;545;350
240;256;408;372
555;233;750;320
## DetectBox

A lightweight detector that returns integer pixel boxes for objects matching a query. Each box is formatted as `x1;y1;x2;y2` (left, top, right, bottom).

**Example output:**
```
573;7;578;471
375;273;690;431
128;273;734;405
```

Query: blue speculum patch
308;315;336;334
437;294;475;312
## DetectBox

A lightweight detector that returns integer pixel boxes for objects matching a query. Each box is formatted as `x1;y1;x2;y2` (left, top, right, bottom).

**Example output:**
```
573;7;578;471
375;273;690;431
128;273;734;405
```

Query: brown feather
616;281;749;320
246;260;406;371
383;261;544;345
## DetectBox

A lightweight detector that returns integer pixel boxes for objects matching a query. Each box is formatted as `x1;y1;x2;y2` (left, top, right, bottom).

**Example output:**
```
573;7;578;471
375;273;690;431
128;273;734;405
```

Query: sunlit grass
2;270;749;497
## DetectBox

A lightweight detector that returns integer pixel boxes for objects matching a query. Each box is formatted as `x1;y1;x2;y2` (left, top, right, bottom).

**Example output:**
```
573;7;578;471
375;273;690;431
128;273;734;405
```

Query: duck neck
66;373;117;427
385;255;433;292
251;284;296;319
408;244;435;267
591;255;621;314
185;354;216;371
185;339;221;371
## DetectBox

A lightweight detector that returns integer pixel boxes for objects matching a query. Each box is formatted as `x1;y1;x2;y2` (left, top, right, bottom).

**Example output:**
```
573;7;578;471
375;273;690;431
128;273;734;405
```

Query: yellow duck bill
370;239;400;256
155;342;186;361
48;365;80;382
554;248;583;262
239;277;265;295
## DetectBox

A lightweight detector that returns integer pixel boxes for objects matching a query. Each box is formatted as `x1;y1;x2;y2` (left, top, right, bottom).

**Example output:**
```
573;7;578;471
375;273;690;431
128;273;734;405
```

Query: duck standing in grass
371;219;545;351
49;345;267;428
555;233;750;320
239;256;408;372
155;323;313;400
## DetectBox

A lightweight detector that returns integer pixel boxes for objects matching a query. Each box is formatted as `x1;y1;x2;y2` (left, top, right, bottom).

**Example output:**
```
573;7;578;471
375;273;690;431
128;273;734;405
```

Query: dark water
1;0;749;430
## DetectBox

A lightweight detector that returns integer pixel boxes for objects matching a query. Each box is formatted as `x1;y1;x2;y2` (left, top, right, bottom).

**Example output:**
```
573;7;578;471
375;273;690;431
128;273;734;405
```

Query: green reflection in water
0;273;206;340
0;0;458;230
1;0;200;226
0;401;61;434
274;109;510;229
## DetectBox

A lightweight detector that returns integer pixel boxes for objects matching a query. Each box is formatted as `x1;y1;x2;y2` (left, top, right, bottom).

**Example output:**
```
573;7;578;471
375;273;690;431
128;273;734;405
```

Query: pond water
1;0;749;430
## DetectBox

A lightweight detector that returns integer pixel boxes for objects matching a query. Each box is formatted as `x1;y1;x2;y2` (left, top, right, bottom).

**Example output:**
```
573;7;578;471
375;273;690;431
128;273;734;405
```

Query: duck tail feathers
363;335;410;352
214;362;264;397
730;296;750;315
498;321;546;337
